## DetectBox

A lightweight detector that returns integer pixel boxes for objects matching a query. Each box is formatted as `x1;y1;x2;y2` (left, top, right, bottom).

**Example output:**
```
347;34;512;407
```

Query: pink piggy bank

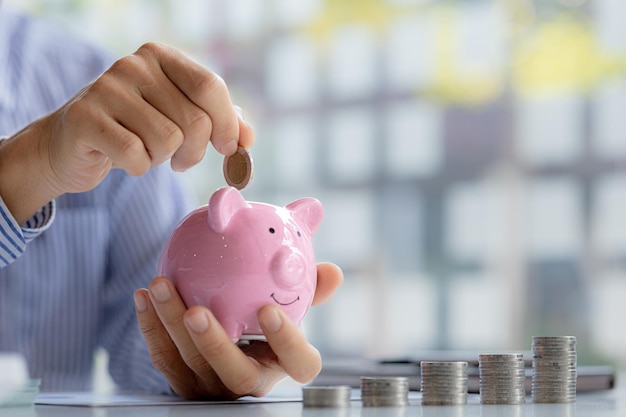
158;186;323;341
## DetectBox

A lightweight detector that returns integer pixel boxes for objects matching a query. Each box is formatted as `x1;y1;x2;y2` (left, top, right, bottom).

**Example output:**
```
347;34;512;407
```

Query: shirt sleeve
0;196;55;268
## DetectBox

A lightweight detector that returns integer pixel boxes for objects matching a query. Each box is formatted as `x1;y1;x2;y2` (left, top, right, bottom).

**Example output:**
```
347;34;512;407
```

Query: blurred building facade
7;0;626;368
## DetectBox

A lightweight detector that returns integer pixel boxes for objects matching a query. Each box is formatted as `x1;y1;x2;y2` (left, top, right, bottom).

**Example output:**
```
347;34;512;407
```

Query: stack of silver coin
532;336;577;403
360;377;409;407
420;361;468;405
479;353;526;404
302;385;351;408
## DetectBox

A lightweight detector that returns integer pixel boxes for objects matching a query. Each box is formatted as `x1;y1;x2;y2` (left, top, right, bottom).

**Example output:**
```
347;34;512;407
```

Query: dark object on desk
314;352;615;394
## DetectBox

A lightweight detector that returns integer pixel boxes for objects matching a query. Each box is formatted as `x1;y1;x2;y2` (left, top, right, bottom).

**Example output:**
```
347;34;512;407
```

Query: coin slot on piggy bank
158;186;323;342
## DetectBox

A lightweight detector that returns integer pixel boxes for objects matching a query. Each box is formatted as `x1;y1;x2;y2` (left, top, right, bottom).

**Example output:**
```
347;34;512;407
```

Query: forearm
0;119;60;225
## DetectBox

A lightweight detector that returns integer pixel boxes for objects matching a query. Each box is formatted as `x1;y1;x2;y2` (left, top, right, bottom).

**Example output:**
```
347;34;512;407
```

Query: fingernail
134;292;148;313
261;308;283;333
219;139;238;156
151;281;171;303
233;105;244;119
185;311;209;334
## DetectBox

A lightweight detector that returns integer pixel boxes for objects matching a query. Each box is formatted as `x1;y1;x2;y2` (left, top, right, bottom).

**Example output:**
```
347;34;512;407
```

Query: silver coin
479;353;526;405
532;336;577;403
302;385;351;408
420;361;468;406
223;146;253;190
360;377;409;407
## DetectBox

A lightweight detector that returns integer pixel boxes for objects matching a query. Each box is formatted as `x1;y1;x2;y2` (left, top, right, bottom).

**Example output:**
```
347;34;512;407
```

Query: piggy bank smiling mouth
270;292;300;306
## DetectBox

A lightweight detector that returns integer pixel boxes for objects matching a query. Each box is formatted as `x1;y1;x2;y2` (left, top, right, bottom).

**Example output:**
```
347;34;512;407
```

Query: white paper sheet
35;392;301;407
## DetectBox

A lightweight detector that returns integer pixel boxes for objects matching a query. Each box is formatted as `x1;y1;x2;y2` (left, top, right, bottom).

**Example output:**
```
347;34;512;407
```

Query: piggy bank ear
286;198;324;236
207;186;250;233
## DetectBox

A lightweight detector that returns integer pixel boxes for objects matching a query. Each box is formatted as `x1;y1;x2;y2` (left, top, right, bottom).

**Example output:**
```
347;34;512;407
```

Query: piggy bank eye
269;227;275;234
297;231;302;237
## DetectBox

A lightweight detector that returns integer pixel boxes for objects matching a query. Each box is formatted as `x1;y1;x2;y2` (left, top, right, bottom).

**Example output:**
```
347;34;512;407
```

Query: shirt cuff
0;197;56;268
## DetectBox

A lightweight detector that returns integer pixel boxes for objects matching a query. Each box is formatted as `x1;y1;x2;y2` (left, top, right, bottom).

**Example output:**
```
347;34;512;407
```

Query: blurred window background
7;0;626;377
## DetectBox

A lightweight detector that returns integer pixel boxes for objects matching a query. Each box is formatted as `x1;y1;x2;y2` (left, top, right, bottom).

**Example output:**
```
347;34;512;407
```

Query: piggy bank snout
271;248;309;289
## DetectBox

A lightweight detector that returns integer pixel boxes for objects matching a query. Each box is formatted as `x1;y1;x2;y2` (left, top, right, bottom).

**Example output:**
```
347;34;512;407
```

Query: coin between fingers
223;146;253;190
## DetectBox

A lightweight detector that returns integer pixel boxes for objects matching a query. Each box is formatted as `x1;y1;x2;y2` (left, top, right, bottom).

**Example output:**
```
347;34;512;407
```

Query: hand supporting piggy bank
158;186;323;341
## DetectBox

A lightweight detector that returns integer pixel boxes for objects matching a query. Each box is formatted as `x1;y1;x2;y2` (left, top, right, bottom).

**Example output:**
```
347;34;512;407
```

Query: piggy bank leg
221;320;244;342
239;334;268;343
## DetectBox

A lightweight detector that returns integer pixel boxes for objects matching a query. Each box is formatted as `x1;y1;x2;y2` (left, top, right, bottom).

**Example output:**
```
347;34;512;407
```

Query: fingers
136;269;336;399
146;278;218;379
124;51;213;171
83;75;179;174
144;277;273;399
43;42;256;199
312;262;344;306
71;43;253;181
144;277;243;399
133;288;199;396
183;307;274;397
258;306;322;383
234;106;256;150
136;43;241;157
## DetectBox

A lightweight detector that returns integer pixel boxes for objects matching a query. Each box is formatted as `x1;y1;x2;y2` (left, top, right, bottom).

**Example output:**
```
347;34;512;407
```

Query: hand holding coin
223;146;253;190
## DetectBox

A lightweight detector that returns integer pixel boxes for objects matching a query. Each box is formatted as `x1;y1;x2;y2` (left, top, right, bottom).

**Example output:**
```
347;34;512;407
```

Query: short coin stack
420;361;468;405
302;385;351;408
532;336;577;403
478;353;526;404
360;376;409;407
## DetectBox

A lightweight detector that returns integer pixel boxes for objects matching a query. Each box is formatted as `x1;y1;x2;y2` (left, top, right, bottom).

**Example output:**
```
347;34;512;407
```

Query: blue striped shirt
0;6;194;393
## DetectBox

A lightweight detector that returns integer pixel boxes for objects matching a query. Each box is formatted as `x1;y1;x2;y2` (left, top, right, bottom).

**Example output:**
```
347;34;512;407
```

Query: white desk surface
4;383;622;417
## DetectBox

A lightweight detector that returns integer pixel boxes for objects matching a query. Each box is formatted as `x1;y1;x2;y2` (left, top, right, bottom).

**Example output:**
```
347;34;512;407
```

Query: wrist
0;120;62;225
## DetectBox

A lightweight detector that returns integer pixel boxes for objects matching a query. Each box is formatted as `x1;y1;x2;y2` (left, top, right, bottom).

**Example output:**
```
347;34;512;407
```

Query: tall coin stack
532;336;577;403
360;377;409;407
420;361;468;405
479;353;526;405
